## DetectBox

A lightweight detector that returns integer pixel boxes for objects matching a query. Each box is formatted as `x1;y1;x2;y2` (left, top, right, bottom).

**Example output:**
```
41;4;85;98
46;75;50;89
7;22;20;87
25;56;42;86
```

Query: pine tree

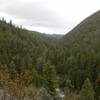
43;62;57;96
9;19;12;26
79;78;94;100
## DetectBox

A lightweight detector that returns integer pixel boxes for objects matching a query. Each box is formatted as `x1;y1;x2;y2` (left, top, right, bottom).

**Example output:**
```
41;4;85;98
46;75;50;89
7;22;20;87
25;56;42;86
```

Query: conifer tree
43;62;57;96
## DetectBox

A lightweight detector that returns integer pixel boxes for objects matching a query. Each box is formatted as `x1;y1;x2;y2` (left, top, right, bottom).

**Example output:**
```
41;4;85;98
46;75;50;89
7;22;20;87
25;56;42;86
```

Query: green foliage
43;62;57;96
79;78;94;100
0;11;100;99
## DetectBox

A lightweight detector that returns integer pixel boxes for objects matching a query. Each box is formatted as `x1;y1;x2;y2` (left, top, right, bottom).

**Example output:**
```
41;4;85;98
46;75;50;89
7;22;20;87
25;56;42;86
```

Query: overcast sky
0;0;100;34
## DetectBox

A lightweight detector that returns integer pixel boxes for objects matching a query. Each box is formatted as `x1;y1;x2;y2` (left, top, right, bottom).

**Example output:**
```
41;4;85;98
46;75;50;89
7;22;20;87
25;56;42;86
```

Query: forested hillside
60;11;100;100
0;11;100;100
0;18;61;99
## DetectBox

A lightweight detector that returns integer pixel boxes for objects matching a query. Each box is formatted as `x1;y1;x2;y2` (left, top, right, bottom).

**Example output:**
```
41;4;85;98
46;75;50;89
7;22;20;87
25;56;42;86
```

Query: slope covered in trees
62;10;100;48
0;11;100;100
60;11;100;99
0;18;61;99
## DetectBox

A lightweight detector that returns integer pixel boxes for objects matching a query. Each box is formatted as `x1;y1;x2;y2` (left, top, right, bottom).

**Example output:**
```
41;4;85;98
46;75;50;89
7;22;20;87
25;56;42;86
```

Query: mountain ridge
62;10;100;48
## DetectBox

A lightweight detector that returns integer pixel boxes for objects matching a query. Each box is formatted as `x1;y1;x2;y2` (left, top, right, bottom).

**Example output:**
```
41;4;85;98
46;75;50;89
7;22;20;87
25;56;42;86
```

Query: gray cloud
0;0;76;34
1;1;66;28
0;0;98;34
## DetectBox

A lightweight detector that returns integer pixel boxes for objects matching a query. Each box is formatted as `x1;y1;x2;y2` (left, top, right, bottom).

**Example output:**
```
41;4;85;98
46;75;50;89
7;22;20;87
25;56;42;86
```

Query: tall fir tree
43;62;57;96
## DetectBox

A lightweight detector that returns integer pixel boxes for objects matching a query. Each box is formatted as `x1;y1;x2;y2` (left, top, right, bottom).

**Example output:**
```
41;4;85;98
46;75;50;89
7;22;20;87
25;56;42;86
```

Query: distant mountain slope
0;19;61;73
62;10;100;48
58;11;100;90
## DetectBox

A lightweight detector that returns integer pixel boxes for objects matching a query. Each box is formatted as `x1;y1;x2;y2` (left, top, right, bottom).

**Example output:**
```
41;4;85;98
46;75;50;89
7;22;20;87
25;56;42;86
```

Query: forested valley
0;11;100;100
